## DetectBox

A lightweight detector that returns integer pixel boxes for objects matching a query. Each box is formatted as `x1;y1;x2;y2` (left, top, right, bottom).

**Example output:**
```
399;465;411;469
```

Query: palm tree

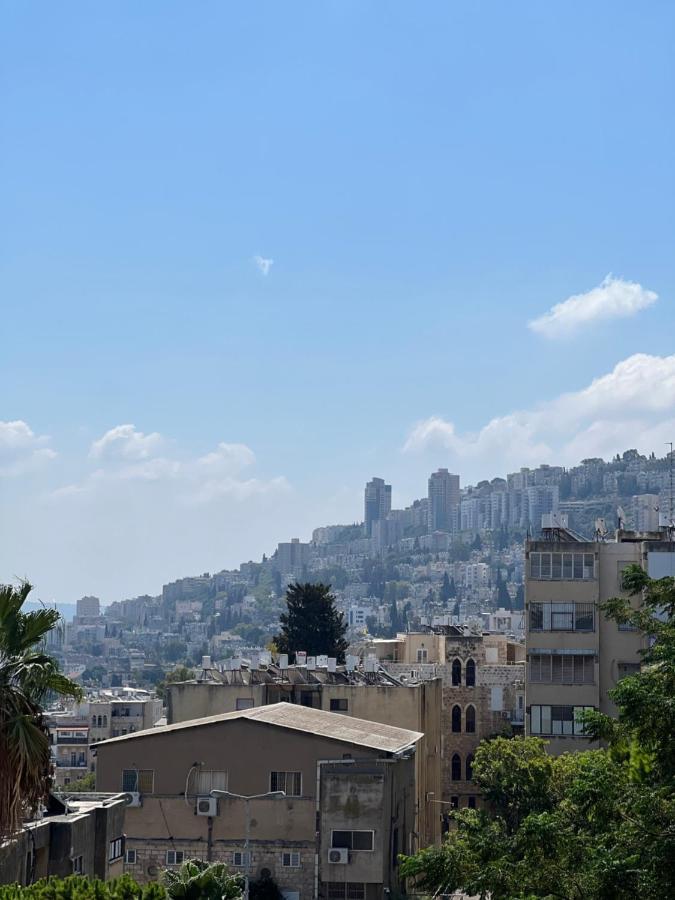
0;580;83;837
164;859;243;899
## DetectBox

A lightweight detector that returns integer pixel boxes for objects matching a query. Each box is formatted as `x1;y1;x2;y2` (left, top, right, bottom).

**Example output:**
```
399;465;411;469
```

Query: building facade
427;469;460;533
364;478;392;537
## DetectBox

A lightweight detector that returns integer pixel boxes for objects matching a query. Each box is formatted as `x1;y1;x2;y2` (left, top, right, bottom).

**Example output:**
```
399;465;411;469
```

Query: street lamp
210;789;286;900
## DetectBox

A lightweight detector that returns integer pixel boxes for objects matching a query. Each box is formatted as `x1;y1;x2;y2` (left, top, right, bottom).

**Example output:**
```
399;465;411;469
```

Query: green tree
274;583;348;662
156;666;195;702
60;771;96;792
163;859;243;900
0;874;166;898
248;873;282;900
0;581;83;838
439;572;452;604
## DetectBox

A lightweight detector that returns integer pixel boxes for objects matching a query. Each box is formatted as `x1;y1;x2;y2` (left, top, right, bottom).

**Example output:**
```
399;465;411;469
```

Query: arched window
465;658;476;687
451;658;462;686
465;704;476;733
103;715;107;727
451;753;462;781
97;716;102;727
92;715;96;726
451;705;462;733
466;754;474;781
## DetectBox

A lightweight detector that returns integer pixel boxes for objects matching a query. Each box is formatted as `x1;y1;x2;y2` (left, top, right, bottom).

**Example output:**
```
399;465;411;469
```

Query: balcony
56;736;89;745
55;759;88;768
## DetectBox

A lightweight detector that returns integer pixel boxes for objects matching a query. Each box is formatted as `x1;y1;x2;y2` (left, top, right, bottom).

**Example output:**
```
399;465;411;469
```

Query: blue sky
2;2;674;603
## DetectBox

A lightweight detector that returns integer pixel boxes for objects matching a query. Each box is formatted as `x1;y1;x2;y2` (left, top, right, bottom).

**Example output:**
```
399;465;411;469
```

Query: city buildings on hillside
165;656;441;847
363;629;525;807
94;704;423;899
524;522;675;754
0;793;127;886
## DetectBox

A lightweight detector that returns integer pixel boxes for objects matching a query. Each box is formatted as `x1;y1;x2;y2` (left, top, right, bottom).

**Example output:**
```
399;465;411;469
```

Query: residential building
364;478;392;537
525;524;675;755
166;660;441;847
275;539;312;578
77;595;101;618
0;793;127;886
428;469;460;533
95;704;422;899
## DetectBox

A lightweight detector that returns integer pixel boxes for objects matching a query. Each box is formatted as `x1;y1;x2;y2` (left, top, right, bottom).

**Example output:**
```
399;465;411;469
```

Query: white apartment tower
364;477;392;536
428;468;460;533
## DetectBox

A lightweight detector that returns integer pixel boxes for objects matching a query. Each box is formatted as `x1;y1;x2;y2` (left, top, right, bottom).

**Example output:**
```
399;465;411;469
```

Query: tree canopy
274;582;348;661
401;564;675;899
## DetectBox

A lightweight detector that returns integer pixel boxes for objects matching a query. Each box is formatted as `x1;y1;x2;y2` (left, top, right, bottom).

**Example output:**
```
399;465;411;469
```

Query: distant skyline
2;2;674;603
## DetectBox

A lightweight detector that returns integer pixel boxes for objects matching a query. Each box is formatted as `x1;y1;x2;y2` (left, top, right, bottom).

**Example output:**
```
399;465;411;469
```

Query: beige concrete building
166;663;441;847
94;704;422;900
525;527;675;755
363;629;525;808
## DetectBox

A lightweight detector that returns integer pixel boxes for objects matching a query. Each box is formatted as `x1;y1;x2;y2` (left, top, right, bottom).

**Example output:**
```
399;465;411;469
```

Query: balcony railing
55;760;88;768
55;736;89;745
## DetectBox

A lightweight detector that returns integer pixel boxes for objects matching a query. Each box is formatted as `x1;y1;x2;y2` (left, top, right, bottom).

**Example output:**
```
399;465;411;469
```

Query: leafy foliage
163;859;243;900
0;581;83;838
401;566;675;900
0;874;165;898
274;582;348;661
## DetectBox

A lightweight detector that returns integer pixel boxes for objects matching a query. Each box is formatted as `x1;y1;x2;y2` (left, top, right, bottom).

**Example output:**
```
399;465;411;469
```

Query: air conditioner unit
196;796;218;816
328;848;349;864
127;792;142;807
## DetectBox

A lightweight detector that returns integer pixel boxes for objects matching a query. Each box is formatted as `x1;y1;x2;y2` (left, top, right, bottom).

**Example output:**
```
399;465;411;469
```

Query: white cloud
253;254;273;276
528;275;658;338
0;420;57;476
403;353;675;475
196;442;256;472
89;424;163;460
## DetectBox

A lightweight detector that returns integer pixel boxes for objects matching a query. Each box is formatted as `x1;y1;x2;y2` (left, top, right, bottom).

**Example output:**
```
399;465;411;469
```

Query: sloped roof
93;702;422;754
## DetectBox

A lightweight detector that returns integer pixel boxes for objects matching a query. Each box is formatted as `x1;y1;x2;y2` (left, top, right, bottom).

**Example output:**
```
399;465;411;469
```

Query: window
451;659;462;686
270;771;302;796
330;699;349;712
166;851;184;866
232;851;251;867
72;856;83;875
530;705;594;736
236;698;254;710
529;552;595;580
451;753;461;781
618;621;639;632
327;884;365;900
466;755;474;781
451;705;461;733
467;796;476;809
281;851;301;868
125;849;137;865
529;603;594;632
528;653;595;684
465;705;476;733
465;659;476;687
416;648;428;663
108;838;123;862
331;830;374;851
617;662;641;680
195;770;227;794
122;769;154;793
450;796;459;809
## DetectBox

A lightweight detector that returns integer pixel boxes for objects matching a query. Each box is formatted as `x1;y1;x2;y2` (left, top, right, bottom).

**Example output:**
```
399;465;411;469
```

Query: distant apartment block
364;478;392;536
275;538;312;577
76;595;101;618
428;469;460;533
525;523;675;754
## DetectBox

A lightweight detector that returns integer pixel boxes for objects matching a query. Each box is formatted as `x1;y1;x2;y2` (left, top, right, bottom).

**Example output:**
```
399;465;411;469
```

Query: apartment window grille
529;552;595;580
451;659;462;686
108;838;123;862
528;654;594;684
618;621;639;632
465;658;476;687
281;851;301;868
122;769;154;793
125;850;137;865
529;603;594;632
465;705;476;733
232;852;251;867
166;851;184;866
530;705;594;736
196;770;228;794
270;771;301;796
327;884;365;900
451;705;461;733
331;830;374;851
329;699;349;712
451;753;461;781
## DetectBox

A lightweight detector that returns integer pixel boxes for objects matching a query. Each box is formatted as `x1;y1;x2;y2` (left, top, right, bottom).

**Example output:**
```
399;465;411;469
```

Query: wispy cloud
0;420;56;476
89;424;163;460
253;255;274;276
403;352;675;473
528;275;658;338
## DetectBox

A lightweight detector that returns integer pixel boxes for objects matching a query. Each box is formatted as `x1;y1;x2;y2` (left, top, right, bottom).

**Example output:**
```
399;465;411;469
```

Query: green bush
0;874;166;898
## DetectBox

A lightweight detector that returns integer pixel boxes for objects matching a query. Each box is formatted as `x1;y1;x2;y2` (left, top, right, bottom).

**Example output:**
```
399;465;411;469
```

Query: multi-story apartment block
76;595;101;618
365;629;525;808
428;469;460;533
525;524;675;755
275;538;312;577
95;704;422;899
166;660;441;848
364;478;392;536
